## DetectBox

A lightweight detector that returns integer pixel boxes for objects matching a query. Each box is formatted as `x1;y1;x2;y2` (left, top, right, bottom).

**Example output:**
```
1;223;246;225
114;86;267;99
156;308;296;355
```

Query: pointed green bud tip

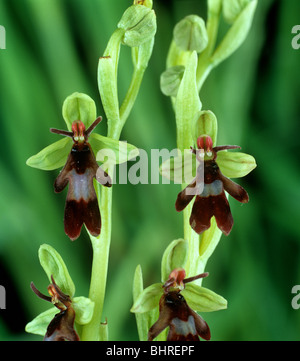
62;92;97;131
118;4;157;47
173;15;208;53
160;66;185;97
223;0;252;24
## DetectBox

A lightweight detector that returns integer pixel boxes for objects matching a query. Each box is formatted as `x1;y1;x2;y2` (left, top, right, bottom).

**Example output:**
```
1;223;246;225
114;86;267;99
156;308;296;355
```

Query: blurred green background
0;0;300;341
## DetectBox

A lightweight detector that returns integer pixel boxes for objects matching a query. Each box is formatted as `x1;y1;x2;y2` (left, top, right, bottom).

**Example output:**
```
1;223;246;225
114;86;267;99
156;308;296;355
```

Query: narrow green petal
217;150;257;178
26;137;72;171
182;283;227;312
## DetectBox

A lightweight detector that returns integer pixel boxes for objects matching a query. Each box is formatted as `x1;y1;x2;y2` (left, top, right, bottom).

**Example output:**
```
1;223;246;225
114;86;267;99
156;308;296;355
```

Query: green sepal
161;239;188;283
91;133;139;165
38;244;75;298
159;150;198;185
182;283;227;312
62;92;97;131
194;110;218;147
217;150;257;178
25;308;57;336
26;137;72;171
130;283;163;314
25;296;94;337
160;66;185;97
72;296;95;325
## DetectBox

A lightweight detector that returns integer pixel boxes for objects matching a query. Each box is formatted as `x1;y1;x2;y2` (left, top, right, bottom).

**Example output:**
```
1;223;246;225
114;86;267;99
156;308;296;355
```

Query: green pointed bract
176;51;202;152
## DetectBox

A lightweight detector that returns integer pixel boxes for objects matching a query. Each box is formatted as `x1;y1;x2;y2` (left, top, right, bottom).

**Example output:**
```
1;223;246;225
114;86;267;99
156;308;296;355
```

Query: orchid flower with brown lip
30;276;79;341
50;117;111;241
148;268;211;341
26;92;139;241
175;134;251;235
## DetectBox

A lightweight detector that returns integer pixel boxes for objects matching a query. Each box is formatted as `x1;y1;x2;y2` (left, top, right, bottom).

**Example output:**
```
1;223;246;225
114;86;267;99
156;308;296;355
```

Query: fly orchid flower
26;92;139;240
176;134;250;235
30;276;79;341
148;268;211;341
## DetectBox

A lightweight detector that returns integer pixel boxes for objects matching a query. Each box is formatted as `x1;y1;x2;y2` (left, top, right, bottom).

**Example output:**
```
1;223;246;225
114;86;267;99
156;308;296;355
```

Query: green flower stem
81;184;112;341
196;0;221;90
121;67;144;120
81;38;153;340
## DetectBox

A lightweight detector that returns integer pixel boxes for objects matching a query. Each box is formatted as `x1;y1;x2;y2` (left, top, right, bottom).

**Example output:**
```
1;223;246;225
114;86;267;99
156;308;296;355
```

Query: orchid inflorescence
25;0;257;341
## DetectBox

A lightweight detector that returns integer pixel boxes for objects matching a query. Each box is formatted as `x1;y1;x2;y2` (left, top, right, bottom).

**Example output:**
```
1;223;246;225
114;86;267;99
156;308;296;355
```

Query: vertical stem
81;184;113;341
81;51;150;340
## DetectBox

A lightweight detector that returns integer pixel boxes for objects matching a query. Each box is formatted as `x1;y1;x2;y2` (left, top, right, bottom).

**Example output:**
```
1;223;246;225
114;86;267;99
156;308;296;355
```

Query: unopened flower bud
118;4;156;47
173;15;208;53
